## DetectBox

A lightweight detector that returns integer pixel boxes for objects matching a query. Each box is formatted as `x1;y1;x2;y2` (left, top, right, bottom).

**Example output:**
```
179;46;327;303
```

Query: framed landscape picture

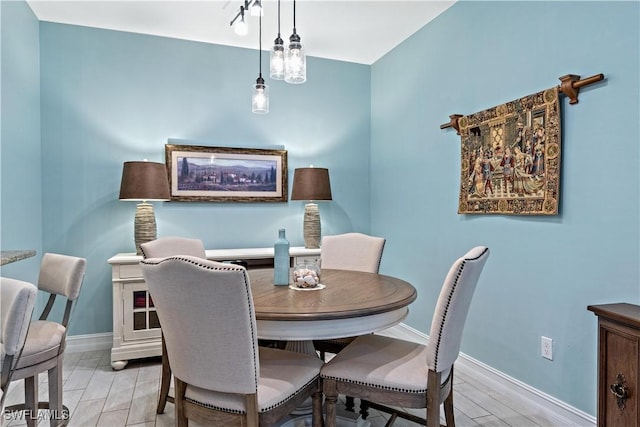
165;144;288;202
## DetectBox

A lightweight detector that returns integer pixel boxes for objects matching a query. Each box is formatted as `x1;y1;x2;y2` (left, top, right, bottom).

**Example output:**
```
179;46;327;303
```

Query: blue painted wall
37;23;371;337
370;0;639;415
0;1;42;283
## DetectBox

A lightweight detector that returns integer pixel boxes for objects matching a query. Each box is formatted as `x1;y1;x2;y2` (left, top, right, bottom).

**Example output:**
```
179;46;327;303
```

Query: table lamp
291;167;332;249
119;161;171;255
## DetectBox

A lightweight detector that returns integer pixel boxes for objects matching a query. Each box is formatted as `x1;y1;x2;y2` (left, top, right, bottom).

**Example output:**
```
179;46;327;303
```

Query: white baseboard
65;332;112;353
379;323;596;427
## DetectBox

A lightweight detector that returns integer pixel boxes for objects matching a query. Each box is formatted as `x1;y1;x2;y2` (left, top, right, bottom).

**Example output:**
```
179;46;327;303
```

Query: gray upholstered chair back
139;236;206;414
140;256;259;394
37;253;86;301
140;236;206;259
1;278;37;361
426;246;489;373
320;232;386;273
1;278;37;411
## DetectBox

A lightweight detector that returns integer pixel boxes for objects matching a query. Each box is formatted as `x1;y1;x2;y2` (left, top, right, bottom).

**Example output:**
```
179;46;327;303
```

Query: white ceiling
26;0;455;65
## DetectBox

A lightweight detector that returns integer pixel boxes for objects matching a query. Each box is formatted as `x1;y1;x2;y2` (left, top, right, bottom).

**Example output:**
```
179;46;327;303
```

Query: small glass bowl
292;261;321;288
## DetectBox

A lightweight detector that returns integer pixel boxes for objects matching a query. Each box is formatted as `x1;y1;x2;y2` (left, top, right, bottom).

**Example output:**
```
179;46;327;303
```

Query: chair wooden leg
47;357;64;426
324;380;338;427
359;399;370;419
443;390;455;427
384;413;397;427
312;387;323;427
157;335;172;414
175;378;188;427
426;371;441;427
245;394;259;427
345;395;355;412
24;376;38;427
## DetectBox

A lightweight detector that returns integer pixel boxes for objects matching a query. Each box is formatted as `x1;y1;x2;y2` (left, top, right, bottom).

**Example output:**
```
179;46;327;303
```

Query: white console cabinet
108;247;320;370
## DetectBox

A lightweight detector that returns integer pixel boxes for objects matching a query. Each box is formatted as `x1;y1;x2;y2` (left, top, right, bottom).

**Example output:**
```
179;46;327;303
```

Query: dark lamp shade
119;161;171;201
291;167;332;201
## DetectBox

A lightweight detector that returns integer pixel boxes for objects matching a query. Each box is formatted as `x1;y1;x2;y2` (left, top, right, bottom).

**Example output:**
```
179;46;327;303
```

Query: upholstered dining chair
5;253;86;427
313;232;386;411
139;236;206;414
0;278;38;415
140;256;323;427
321;246;490;427
319;232;386;275
140;236;207;260
314;232;386;357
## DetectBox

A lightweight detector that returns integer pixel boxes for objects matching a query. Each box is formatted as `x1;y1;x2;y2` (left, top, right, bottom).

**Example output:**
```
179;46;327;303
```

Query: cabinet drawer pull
610;373;629;411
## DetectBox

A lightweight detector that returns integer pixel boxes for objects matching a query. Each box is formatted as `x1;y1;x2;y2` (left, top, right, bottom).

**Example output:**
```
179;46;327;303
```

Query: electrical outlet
541;336;553;360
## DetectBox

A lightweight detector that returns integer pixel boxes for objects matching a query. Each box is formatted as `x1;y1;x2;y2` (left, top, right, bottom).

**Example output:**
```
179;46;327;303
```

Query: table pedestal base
285;340;317;355
285;340;319;416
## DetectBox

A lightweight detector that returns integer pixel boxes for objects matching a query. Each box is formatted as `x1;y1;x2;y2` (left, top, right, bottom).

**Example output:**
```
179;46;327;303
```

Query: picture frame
165;144;288;202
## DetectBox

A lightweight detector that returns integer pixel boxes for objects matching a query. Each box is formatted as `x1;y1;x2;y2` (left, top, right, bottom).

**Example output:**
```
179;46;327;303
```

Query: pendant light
231;5;248;36
284;0;306;84
252;12;269;114
250;0;263;17
269;0;285;80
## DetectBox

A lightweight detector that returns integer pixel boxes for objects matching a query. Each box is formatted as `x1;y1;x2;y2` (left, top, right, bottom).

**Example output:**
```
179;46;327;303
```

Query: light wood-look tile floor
2;347;584;427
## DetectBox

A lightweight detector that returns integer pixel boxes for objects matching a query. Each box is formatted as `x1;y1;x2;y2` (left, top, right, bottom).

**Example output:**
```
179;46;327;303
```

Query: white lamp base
303;203;320;249
134;202;157;255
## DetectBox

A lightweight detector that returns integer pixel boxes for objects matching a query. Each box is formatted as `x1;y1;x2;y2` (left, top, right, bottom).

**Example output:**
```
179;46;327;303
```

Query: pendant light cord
293;0;296;34
277;0;281;37
259;12;262;77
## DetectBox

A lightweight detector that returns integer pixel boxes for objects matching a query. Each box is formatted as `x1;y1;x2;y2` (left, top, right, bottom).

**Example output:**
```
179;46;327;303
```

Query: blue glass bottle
273;228;290;285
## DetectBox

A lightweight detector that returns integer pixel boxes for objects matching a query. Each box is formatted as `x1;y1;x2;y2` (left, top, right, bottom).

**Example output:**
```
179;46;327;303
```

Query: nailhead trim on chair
432;261;463;373
432;247;488;372
374;240;386;273
320;375;427;394
321;367;453;395
141;256;246;272
185;376;319;414
141;256;260;398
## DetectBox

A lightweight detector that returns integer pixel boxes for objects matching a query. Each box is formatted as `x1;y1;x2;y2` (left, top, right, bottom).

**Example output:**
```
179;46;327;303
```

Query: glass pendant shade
285;34;306;84
234;19;247;36
250;0;263;16
252;78;269;114
271;0;284;80
234;9;248;36
270;40;285;80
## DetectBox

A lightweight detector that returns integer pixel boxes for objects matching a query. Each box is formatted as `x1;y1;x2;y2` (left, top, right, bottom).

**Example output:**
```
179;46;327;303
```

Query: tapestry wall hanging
458;88;561;215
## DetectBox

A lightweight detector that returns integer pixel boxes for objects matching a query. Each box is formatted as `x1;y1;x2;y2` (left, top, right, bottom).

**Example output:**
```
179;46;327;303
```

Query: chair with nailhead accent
321;246;489;427
313;232;386;360
313;232;386;413
141;256;323;427
140;236;207;414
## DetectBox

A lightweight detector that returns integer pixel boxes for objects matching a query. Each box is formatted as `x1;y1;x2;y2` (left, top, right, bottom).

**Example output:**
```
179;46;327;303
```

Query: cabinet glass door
123;281;161;341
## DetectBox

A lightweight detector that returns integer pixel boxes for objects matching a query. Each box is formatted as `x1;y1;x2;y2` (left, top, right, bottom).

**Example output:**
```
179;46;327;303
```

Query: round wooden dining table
248;268;417;343
249;268;416;425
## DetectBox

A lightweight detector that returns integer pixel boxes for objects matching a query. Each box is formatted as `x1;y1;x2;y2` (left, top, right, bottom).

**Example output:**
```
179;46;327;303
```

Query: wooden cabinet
588;303;640;427
108;247;320;370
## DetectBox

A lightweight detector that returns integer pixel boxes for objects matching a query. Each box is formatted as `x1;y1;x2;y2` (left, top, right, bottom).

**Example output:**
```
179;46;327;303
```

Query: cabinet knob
610;373;630;411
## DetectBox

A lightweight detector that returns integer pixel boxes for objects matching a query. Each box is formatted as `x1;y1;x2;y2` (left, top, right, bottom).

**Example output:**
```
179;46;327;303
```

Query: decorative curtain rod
440;73;605;135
